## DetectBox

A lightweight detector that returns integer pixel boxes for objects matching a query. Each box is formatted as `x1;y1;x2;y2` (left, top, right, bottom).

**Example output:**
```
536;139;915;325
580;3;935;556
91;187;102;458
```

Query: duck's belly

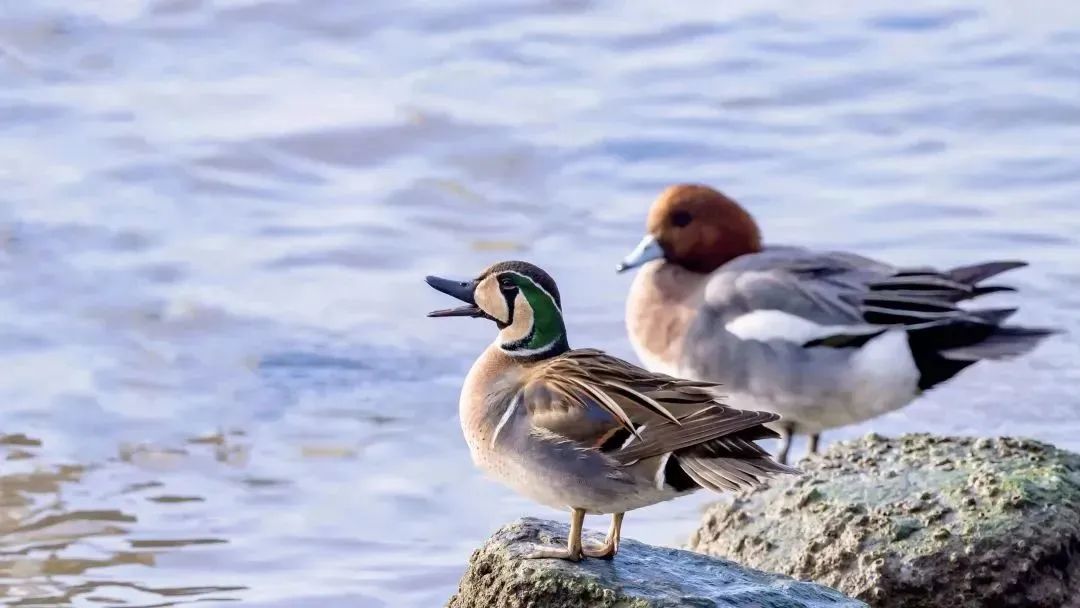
464;427;687;514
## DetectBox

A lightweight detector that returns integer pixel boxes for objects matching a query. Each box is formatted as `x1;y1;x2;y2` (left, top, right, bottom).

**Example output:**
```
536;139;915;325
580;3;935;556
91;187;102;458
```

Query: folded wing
516;349;798;493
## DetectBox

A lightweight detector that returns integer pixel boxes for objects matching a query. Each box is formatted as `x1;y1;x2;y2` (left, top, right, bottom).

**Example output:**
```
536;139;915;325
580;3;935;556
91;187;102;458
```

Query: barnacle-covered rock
690;433;1080;608
448;517;863;607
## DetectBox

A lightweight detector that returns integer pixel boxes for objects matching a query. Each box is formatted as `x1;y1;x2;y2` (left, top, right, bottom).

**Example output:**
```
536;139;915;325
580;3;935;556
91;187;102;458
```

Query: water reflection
0;435;243;606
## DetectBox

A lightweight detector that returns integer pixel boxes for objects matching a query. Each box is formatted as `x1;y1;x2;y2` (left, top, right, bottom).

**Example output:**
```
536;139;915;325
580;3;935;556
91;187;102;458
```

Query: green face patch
509;272;568;355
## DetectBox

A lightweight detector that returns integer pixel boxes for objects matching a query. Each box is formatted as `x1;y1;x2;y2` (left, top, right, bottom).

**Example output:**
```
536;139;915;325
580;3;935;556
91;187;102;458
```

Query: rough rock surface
447;517;864;608
689;433;1080;608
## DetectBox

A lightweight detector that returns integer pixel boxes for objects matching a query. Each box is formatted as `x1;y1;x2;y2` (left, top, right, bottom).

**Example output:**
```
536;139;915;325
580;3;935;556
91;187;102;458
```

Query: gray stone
447;517;864;608
689;433;1080;608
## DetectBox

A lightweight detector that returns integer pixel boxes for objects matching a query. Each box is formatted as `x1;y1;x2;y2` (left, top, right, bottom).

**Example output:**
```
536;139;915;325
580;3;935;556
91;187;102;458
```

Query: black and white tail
865;260;1055;390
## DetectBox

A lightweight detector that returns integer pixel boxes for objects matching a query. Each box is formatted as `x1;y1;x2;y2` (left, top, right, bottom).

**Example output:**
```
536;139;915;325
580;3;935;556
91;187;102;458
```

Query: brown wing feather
520;349;790;470
518;378;617;447
613;408;780;463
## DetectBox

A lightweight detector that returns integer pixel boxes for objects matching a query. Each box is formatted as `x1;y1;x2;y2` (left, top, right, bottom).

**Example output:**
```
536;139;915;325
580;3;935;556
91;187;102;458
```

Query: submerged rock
689;434;1080;608
447;517;863;608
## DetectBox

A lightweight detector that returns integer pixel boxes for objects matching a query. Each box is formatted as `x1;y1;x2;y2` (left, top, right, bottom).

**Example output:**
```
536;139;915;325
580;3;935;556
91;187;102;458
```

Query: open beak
425;276;484;318
616;234;664;273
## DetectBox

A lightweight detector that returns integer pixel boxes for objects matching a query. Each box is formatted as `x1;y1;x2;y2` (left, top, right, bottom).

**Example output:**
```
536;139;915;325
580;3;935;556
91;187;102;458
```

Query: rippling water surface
2;1;1079;605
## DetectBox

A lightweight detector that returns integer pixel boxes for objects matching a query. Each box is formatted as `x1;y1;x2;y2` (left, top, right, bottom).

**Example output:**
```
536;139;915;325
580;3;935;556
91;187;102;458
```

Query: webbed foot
523;544;583;561
582;541;616;560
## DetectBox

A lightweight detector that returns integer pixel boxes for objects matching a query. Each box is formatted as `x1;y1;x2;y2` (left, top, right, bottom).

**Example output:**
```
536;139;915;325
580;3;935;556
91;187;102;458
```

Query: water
1;0;1079;605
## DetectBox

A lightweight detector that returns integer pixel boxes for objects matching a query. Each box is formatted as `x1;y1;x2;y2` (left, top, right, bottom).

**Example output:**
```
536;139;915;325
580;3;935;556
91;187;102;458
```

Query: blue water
1;1;1079;606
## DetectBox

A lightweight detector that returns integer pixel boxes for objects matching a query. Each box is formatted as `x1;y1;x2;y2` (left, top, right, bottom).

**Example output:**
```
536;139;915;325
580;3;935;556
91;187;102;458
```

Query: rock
689;434;1080;608
447;517;864;608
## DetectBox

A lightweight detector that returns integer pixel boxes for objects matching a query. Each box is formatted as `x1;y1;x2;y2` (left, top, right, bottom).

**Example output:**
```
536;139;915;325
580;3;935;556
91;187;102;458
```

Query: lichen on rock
689;433;1080;608
447;517;864;607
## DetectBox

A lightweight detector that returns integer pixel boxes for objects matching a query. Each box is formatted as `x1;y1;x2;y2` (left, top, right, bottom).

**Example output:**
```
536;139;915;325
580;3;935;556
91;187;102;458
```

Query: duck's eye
499;277;516;291
671;210;693;227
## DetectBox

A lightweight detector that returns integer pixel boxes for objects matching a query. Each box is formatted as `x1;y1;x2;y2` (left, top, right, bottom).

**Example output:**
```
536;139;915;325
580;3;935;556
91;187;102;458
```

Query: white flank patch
654;452;671;490
848;329;920;419
490;393;522;448
725;310;868;343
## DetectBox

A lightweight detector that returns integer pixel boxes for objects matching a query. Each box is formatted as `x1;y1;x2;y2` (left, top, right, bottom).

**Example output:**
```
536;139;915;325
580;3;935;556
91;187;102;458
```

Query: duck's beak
425;276;484;318
616;234;664;273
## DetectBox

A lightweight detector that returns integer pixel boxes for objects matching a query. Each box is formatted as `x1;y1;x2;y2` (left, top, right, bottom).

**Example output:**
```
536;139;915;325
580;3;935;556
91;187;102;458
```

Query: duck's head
617;184;762;274
426;260;569;359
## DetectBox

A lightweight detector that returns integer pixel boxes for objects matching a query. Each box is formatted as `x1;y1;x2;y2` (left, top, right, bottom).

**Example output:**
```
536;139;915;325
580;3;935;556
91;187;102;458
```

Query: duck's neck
496;283;570;362
625;260;707;375
497;320;569;362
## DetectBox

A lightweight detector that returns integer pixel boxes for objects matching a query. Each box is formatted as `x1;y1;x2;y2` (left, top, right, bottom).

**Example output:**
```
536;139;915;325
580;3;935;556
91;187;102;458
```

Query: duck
426;260;798;561
618;184;1056;465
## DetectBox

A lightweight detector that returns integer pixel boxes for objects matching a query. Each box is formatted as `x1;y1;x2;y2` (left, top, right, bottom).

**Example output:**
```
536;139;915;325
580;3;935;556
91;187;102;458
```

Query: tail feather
970;307;1017;324
948;261;1027;285
676;455;798;494
908;321;1055;389
970;285;1016;298
673;428;802;495
849;260;1050;390
678;457;739;493
940;325;1057;361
